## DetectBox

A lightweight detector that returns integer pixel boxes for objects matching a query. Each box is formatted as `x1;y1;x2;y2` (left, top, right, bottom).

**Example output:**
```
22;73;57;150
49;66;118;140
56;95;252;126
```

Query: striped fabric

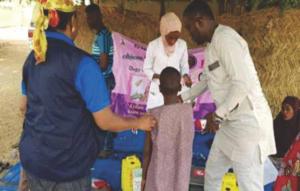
91;28;114;78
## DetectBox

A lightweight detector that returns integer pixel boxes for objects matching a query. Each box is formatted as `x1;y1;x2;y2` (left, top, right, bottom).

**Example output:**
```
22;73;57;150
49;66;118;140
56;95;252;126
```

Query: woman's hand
183;74;192;87
152;74;160;79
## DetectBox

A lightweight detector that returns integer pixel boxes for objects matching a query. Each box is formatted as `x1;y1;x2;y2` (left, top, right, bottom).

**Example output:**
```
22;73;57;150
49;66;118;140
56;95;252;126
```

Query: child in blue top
86;4;116;156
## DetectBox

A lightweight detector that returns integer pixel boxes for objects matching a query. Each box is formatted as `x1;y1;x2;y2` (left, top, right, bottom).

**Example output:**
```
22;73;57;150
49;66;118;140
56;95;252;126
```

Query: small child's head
159;67;181;96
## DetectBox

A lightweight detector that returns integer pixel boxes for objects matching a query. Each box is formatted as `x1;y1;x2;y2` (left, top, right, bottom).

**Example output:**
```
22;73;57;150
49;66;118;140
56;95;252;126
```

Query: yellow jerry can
121;155;142;191
221;172;239;191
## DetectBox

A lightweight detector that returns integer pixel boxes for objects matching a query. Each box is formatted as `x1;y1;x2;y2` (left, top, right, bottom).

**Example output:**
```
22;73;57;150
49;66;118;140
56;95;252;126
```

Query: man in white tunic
182;1;276;191
143;12;192;110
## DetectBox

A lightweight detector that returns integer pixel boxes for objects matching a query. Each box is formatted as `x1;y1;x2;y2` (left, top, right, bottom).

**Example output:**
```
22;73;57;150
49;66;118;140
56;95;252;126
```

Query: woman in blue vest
19;1;156;191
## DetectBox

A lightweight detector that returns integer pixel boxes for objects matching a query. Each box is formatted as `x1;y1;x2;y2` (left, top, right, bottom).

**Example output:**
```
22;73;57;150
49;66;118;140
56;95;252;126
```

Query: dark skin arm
183;74;192;87
152;74;160;79
142;131;152;191
205;112;220;133
98;53;109;71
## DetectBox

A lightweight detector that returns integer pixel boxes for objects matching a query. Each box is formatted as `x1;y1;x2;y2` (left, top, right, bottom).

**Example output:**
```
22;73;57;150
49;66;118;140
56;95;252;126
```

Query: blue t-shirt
20;32;111;181
22;32;110;113
91;28;114;80
75;57;111;112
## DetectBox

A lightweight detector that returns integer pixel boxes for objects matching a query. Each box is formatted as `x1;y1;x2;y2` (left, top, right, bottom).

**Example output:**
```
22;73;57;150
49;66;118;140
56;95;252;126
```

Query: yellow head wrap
32;0;75;64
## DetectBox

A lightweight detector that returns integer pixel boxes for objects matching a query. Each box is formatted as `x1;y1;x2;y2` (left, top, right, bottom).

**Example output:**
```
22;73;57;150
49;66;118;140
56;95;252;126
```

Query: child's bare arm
142;132;152;190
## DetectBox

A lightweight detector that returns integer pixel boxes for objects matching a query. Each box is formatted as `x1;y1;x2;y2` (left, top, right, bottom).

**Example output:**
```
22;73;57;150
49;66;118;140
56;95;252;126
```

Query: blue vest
20;35;101;182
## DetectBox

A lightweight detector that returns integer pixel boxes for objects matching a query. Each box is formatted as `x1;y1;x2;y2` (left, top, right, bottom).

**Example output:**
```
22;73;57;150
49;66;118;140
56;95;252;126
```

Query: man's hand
137;114;157;131
205;112;220;133
183;74;192;87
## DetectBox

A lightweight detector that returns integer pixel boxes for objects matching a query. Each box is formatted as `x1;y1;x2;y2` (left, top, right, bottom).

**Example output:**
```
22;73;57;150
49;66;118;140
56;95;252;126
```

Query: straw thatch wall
76;6;300;116
75;6;159;52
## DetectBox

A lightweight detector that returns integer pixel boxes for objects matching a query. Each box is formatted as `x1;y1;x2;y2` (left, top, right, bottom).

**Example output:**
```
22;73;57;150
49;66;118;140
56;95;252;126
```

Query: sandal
0;162;10;173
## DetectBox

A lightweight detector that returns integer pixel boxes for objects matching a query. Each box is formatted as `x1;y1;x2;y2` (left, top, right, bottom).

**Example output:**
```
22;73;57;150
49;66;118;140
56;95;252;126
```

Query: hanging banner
111;32;216;127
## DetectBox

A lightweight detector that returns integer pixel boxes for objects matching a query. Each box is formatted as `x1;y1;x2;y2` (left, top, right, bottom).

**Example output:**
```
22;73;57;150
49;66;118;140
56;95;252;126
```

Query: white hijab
160;12;182;56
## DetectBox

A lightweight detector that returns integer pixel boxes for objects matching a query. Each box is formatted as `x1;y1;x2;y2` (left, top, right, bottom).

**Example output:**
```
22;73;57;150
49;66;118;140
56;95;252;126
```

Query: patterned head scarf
159;12;182;56
32;0;75;64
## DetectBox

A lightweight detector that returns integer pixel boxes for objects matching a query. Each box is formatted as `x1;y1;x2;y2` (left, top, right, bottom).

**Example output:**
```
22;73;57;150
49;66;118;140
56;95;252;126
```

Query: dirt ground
0;40;30;163
0;1;32;164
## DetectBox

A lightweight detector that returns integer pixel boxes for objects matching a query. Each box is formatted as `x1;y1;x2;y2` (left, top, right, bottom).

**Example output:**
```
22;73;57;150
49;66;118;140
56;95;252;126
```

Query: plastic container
132;168;142;191
221;172;239;191
121;155;141;191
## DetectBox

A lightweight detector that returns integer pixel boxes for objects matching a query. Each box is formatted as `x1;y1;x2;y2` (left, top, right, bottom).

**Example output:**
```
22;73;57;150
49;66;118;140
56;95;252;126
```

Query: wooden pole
160;0;166;19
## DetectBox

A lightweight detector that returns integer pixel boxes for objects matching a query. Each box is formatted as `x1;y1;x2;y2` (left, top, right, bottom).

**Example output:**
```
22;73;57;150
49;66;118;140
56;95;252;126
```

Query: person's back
142;67;194;191
20;2;156;190
147;104;193;191
21;30;102;182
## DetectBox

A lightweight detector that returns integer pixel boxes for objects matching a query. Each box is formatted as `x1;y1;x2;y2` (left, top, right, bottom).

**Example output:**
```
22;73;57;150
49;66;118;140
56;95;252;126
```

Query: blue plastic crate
0;185;17;191
192;132;215;167
92;158;122;191
1;163;21;185
113;130;145;153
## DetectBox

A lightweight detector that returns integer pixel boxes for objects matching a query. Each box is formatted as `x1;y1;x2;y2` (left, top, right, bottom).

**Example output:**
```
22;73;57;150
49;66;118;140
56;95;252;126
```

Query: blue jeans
25;171;91;191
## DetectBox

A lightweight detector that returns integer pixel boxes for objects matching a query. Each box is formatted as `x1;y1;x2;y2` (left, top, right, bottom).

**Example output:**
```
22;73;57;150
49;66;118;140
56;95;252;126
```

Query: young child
142;67;194;191
86;4;116;156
